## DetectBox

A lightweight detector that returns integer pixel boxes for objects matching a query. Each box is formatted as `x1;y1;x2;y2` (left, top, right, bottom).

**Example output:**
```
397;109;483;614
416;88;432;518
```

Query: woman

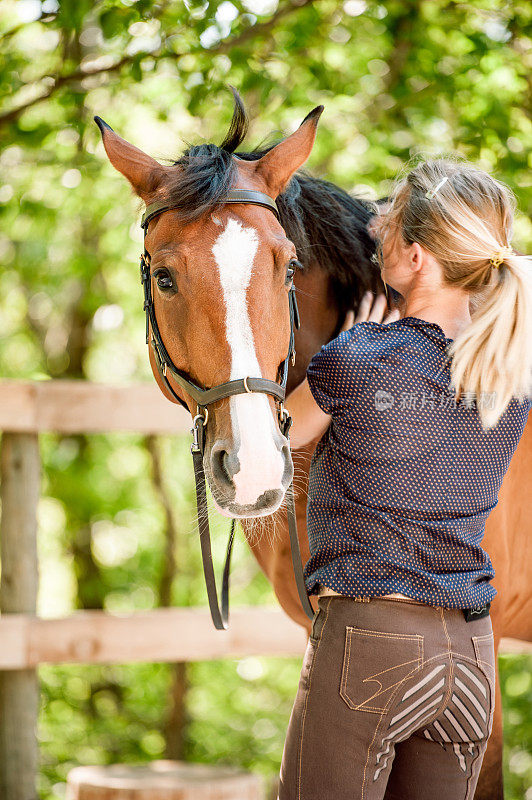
278;159;532;800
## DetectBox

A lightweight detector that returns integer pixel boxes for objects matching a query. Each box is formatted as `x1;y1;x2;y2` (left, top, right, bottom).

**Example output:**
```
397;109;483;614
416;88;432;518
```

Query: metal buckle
191;407;209;454
279;402;288;421
198;405;209;426
140;254;150;283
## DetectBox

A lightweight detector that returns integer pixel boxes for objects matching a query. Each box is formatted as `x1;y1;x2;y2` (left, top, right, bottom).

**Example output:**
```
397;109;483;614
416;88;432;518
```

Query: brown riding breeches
278;595;495;800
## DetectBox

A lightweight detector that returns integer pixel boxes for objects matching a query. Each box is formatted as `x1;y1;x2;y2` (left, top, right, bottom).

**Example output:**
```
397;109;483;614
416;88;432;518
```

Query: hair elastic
489;246;513;268
425;176;449;199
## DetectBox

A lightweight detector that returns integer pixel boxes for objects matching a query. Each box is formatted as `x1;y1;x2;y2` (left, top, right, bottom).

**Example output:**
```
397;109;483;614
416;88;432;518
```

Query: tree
1;2;530;798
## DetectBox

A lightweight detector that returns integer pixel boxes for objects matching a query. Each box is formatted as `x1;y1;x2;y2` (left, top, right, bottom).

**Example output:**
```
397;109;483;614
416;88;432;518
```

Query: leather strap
286;483;316;621
141;189;280;229
162;367;286;408
190;413;314;630
192;443;235;630
222;189;280;219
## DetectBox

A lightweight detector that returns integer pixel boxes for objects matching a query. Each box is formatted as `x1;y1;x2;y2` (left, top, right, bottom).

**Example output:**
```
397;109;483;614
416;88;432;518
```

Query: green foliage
38;654;532;800
499;654;532;800
1;1;531;798
39;656;303;799
38;663;173;792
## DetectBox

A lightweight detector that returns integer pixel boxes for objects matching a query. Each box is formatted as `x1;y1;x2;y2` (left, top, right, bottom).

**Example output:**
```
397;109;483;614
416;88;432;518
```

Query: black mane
162;89;380;315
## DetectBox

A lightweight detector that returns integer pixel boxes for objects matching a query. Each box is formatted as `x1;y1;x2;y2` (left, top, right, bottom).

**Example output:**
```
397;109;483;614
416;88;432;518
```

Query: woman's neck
402;290;472;341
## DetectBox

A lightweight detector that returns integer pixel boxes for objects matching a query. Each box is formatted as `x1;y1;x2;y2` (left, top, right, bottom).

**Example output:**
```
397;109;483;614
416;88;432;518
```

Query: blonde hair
377;158;532;429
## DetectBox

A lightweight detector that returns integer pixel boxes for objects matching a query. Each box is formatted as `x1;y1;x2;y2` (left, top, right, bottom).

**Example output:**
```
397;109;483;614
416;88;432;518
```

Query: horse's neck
287;266;341;393
280;177;379;395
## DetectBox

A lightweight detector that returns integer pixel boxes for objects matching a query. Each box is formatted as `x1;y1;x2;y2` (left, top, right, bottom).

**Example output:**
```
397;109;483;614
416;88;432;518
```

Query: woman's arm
284;376;331;449
286;293;400;449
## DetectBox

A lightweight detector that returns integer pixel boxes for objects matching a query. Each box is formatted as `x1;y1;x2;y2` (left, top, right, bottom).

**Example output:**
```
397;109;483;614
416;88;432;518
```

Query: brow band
141;189;280;229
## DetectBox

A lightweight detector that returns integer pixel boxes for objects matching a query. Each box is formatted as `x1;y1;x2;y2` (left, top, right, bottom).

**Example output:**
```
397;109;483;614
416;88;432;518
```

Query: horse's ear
94;116;164;202
255;106;324;197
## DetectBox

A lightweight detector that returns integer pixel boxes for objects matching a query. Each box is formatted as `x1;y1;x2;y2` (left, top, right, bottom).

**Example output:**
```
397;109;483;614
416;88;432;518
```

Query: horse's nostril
222;448;240;481
211;442;240;490
222;451;232;482
213;447;229;482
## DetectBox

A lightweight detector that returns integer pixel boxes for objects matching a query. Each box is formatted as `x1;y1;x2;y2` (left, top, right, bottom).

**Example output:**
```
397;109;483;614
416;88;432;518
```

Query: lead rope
190;413;233;629
191;409;315;630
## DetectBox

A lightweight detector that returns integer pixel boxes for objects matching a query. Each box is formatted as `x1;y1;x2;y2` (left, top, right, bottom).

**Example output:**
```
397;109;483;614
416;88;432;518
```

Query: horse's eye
286;258;300;285
153;269;173;290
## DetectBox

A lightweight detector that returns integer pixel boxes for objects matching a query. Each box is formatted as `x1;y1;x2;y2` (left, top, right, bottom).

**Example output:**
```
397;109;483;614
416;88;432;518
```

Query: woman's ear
94;117;165;203
410;242;425;272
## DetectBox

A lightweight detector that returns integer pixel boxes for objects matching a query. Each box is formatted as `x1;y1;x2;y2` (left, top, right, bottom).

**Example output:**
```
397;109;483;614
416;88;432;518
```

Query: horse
95;91;531;800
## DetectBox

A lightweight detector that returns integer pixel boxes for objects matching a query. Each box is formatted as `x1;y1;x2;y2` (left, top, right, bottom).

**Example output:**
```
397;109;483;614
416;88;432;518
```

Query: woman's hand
341;291;401;333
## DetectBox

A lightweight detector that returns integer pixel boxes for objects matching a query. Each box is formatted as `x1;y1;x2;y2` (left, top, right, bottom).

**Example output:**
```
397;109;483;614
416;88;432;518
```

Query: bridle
140;189;315;629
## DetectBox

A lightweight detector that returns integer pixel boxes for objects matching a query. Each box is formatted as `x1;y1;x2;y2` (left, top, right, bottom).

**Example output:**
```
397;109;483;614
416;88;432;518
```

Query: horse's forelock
162;144;236;223
220;87;249;153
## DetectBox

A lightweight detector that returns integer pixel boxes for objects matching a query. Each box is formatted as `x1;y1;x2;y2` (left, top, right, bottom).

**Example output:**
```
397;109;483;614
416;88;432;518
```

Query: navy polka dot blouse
304;316;531;608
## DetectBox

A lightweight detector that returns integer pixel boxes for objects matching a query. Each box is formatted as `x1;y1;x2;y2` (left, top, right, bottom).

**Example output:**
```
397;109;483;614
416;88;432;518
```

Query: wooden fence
0;380;529;800
0;380;308;800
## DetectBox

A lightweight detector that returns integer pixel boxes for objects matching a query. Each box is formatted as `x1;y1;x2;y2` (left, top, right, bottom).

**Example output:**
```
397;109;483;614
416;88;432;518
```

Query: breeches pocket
339;626;424;713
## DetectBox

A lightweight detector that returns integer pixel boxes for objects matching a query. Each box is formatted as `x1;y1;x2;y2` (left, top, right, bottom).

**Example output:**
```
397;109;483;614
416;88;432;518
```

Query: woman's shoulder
307;315;452;386
505;393;532;418
307;322;387;377
318;317;436;363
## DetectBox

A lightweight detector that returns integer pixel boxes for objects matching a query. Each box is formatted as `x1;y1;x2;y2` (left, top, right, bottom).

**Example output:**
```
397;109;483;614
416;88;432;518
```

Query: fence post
0;432;40;800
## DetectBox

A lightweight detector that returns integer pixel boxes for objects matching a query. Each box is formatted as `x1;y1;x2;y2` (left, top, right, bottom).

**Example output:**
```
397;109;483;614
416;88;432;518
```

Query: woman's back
304;316;530;608
280;156;532;800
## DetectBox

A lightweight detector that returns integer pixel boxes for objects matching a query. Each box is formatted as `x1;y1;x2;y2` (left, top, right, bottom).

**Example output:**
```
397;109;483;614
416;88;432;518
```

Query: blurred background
0;1;531;798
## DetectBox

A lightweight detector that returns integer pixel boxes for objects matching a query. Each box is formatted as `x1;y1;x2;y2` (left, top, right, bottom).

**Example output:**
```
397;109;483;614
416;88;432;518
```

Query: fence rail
0;607;308;669
0;379;190;434
0;607;528;671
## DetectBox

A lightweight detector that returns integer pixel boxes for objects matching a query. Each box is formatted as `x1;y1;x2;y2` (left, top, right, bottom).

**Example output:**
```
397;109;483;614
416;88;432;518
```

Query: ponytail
448;251;532;429
380;159;532;429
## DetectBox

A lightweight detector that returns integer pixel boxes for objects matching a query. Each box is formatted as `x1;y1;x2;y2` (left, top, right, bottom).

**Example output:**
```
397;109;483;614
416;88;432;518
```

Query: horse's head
95;95;322;519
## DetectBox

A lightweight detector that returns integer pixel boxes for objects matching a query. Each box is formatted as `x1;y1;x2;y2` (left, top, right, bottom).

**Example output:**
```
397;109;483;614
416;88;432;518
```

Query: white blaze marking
212;218;284;507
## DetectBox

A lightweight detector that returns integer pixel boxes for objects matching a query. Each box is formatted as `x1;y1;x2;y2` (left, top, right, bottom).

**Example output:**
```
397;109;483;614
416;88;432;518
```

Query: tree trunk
146;436;189;760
